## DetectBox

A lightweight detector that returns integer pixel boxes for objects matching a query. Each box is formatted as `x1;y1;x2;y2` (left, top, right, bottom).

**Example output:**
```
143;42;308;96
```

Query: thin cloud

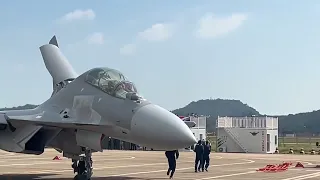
196;13;248;39
87;32;104;45
120;43;136;55
138;23;175;42
58;9;96;23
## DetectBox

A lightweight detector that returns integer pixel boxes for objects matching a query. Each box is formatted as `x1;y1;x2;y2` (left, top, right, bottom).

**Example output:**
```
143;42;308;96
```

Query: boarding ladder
224;128;248;153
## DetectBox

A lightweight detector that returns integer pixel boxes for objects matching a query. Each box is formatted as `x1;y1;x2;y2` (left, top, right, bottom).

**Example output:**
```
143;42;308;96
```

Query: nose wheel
72;149;93;180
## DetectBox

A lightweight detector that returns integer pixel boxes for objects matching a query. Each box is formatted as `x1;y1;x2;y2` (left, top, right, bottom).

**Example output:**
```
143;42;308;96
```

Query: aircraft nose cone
130;104;197;150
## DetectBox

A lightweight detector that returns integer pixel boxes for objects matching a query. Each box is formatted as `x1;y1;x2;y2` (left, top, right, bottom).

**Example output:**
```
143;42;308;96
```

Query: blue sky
1;0;320;115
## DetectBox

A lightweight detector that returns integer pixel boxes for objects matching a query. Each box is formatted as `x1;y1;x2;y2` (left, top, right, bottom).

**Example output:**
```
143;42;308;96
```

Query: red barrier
257;165;275;171
53;156;62;160
257;162;292;172
295;162;304;168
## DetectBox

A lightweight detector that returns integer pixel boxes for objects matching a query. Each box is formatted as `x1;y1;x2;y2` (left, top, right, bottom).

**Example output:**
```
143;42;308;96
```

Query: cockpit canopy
85;67;138;99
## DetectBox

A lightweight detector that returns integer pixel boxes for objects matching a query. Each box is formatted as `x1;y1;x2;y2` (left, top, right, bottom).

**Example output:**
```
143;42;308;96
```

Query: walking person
165;150;179;179
194;140;204;172
203;141;211;171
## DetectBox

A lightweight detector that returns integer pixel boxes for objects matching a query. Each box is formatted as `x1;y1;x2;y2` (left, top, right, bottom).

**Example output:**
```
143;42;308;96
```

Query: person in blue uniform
165;150;179;179
203;141;211;171
194;140;204;172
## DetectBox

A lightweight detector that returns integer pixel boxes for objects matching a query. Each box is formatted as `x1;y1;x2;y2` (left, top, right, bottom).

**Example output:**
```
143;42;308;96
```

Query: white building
189;115;207;141
216;116;278;153
177;115;208;151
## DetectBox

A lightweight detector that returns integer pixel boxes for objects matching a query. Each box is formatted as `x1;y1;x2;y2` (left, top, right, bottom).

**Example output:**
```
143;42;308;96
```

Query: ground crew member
203;141;211;171
165;150;179;179
194;140;204;172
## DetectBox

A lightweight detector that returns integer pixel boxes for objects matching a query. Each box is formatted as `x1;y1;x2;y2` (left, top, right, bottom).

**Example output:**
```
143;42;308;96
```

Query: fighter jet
0;36;197;180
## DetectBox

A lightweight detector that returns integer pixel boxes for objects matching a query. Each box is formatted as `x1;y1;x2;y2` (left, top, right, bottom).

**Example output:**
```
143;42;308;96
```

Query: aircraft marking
2;156;252;175
196;171;256;180
107;159;255;177
10;159;250;176
281;172;320;180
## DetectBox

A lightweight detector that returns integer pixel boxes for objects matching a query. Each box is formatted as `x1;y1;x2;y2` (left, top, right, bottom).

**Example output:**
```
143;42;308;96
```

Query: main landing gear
72;149;93;180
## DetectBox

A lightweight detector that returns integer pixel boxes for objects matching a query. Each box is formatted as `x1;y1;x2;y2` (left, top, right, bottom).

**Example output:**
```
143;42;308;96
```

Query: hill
172;99;320;134
278;110;320;134
172;99;260;132
0;104;37;111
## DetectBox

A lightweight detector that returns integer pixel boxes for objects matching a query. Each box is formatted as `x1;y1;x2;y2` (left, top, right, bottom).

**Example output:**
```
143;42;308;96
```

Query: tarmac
1;149;320;179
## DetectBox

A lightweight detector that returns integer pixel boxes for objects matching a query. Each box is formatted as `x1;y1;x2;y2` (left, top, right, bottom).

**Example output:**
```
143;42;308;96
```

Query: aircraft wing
0;111;110;154
4;111;108;130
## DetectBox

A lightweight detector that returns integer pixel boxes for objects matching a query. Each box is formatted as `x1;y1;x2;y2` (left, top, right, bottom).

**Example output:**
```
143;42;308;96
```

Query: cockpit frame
85;67;139;100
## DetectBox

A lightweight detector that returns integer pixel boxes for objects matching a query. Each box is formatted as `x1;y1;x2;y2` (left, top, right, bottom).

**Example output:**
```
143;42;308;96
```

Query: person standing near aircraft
165;150;179;179
194;140;204;172
203;141;211;171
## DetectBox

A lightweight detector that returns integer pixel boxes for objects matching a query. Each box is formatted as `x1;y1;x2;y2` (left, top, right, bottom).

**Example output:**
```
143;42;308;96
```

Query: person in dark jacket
165;150;179;179
203;141;211;171
194;140;204;172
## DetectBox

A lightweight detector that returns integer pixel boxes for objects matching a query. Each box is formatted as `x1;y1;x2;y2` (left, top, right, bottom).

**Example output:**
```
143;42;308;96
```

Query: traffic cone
53;156;62;160
295;162;304;168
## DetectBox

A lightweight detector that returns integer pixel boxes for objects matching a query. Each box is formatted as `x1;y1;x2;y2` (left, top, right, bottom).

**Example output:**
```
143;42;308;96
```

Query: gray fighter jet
0;36;197;180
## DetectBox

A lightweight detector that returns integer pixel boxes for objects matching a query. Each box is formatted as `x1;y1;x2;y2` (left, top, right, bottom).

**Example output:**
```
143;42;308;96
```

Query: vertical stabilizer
39;36;78;95
49;36;59;48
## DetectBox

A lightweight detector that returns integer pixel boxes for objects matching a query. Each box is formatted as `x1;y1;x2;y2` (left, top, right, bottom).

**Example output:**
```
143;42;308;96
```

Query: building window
275;135;277;145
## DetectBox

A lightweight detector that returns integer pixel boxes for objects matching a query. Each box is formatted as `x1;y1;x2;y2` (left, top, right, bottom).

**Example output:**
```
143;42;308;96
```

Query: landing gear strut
72;149;93;180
